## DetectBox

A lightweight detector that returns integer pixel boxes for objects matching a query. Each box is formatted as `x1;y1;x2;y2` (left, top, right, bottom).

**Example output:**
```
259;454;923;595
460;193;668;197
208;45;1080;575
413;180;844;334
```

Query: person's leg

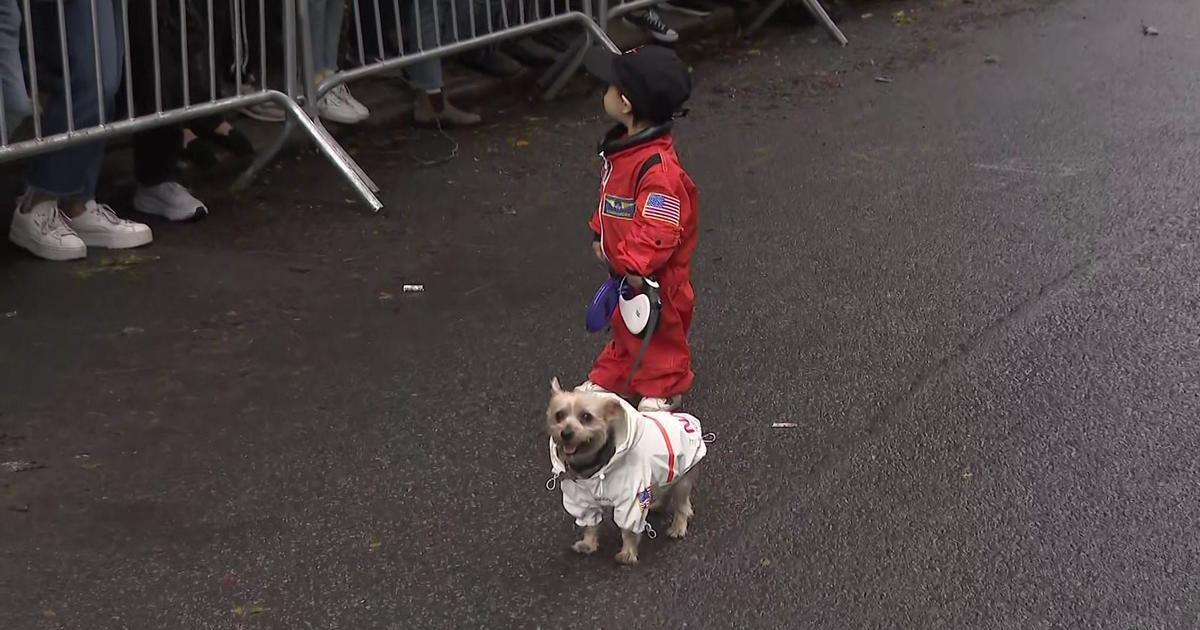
24;0;117;200
133;125;183;187
14;0;148;258
307;0;329;75
406;0;478;126
67;0;153;247
0;0;31;136
322;0;344;74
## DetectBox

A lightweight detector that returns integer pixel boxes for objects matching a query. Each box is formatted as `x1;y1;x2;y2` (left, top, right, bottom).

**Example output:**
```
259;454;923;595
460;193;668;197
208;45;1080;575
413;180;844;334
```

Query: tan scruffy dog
546;378;707;565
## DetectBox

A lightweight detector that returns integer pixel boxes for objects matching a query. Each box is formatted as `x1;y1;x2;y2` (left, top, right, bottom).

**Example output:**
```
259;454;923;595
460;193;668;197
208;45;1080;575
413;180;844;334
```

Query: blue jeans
25;0;124;199
308;0;344;77
0;0;31;136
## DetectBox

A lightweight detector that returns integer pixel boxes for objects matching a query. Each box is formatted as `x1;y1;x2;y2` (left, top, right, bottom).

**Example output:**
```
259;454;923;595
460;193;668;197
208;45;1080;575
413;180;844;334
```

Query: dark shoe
533;30;574;52
460;49;524;78
625;9;680;43
509;38;559;66
200;127;256;158
414;93;482;127
182;137;220;169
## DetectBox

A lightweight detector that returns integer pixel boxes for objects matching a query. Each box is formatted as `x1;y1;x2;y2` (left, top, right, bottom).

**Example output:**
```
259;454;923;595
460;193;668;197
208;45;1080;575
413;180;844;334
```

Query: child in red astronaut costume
579;45;698;412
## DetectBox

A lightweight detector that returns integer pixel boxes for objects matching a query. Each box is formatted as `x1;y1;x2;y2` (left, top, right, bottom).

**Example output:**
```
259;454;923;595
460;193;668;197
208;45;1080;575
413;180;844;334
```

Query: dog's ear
550;377;563;394
602;397;624;421
603;397;630;445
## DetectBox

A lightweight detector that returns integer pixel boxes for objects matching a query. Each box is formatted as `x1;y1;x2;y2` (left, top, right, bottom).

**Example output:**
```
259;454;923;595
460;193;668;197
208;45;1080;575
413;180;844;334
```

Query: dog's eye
580;412;593;423
554;410;567;422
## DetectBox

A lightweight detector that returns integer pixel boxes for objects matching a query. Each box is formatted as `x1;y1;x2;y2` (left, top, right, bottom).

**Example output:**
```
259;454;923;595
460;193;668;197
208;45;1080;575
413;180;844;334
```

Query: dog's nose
561;428;575;442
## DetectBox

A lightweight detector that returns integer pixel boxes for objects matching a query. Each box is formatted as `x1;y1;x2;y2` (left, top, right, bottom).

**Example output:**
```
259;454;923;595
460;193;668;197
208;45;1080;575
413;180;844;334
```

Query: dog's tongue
564;445;578;455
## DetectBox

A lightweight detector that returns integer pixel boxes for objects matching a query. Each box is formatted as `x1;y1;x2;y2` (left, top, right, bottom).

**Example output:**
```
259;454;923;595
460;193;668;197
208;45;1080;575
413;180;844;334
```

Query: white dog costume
549;395;707;535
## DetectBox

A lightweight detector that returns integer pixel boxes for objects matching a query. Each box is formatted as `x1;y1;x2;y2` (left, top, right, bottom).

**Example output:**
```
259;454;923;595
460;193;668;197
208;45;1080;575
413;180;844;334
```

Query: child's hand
624;274;644;290
592;241;605;264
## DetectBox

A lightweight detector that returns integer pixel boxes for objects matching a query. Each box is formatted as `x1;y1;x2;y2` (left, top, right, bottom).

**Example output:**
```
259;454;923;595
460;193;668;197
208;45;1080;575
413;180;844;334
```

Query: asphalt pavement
3;0;1200;627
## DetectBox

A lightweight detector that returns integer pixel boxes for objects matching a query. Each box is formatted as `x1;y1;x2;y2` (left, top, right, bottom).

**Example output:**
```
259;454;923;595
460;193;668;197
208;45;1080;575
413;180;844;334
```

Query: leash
621;277;661;393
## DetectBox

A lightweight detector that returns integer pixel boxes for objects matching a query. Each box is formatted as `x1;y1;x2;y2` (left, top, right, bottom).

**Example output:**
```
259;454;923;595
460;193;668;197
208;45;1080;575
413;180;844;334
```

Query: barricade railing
0;0;800;215
311;0;616;107
0;0;379;209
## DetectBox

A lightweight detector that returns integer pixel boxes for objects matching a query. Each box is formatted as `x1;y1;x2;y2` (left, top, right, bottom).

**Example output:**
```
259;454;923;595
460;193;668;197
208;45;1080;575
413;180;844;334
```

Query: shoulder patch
642;192;681;226
602;194;637;219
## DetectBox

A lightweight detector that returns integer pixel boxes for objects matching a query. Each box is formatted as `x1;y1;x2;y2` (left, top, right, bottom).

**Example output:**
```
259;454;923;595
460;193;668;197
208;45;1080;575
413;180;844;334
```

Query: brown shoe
414;92;481;127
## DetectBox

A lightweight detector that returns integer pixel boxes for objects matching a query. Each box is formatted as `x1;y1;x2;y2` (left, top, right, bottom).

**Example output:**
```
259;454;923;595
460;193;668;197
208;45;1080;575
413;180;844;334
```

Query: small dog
546;378;707;565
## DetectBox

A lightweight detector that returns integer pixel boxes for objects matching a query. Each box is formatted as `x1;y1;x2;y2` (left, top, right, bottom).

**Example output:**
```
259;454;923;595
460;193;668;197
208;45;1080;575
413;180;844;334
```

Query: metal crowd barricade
0;0;379;209
281;0;619;204
744;0;847;43
309;0;617;106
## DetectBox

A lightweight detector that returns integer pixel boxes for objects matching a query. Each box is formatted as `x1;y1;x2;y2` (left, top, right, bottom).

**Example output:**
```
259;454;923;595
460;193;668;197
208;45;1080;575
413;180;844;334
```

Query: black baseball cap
584;45;692;124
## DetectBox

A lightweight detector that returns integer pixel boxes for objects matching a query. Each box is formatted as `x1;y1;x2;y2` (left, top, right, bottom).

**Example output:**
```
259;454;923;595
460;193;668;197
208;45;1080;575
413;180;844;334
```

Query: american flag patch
642;193;681;226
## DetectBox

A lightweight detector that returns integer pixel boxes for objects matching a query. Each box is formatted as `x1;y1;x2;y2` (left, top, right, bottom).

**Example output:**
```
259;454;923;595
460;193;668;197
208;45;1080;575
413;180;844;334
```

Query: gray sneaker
239;101;287;123
134;182;209;222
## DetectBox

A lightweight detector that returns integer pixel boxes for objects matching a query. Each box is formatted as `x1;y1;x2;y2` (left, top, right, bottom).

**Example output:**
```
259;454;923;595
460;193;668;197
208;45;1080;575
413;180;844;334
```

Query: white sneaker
9;196;86;261
332;84;369;119
237;100;286;123
67;201;153;250
239;101;287;123
318;89;364;124
134;182;208;222
637;396;682;412
575;381;610;393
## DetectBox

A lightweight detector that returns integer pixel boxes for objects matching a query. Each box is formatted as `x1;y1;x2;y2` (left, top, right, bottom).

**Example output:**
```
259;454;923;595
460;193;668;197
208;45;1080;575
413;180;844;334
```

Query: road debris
874;76;894;84
892;10;912;25
402;285;425;293
232;604;268;618
122;326;145;335
860;12;872;19
1141;22;1159;36
2;460;45;473
378;291;394;301
3;311;15;318
771;422;799;429
985;54;1000;64
8;504;30;513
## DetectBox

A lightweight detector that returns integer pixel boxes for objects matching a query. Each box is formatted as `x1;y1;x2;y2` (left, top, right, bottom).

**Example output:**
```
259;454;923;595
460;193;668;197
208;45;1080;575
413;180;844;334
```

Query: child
579;45;698;412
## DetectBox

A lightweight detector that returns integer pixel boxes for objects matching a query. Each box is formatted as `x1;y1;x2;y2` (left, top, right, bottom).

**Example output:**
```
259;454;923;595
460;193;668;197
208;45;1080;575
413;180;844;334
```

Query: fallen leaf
892;10;913;25
515;139;530;148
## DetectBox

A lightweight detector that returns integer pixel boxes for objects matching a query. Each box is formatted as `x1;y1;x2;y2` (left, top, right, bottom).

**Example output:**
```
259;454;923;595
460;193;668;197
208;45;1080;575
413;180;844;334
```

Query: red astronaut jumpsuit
588;125;698;398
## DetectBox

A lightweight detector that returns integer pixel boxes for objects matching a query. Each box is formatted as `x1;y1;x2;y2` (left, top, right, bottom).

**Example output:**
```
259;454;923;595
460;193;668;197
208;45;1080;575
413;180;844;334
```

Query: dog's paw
572;540;598;555
614;549;639;565
667;521;688;539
